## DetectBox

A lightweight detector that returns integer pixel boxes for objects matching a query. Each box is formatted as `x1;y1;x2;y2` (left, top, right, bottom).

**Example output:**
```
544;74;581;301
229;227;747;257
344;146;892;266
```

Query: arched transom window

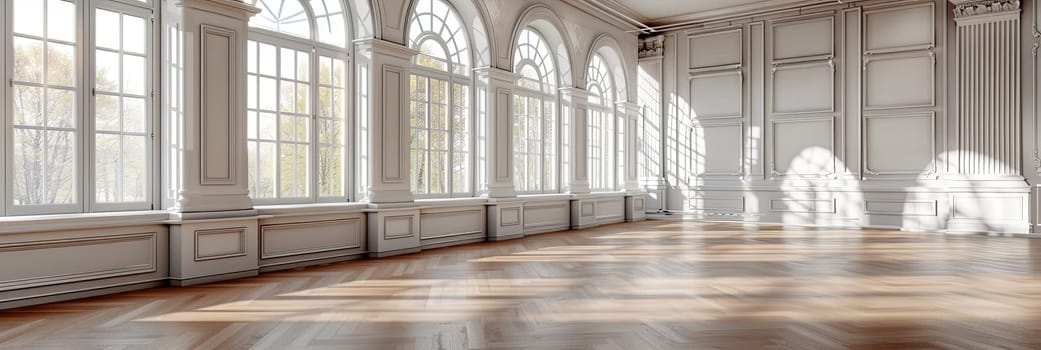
407;0;472;197
512;28;558;194
246;0;351;204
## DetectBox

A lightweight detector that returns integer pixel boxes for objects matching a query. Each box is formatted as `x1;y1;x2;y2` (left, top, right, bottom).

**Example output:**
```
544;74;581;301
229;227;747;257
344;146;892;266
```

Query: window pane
95;134;120;202
13;129;76;206
123;14;147;54
13;37;44;83
123;55;146;95
123;97;146;133
122;135;148;202
13;86;44;126
96;95;120;131
13;0;44;37
47;42;75;87
48;0;76;43
95;50;120;93
96;9;120;50
48;88;75;129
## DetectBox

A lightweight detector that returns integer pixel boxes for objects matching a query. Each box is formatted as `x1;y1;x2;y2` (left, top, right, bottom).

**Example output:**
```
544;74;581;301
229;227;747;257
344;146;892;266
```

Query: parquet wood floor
4;221;1041;349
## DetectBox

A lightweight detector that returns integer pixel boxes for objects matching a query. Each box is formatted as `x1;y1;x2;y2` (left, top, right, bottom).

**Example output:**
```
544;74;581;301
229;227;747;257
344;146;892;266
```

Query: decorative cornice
638;35;665;60
951;0;1020;19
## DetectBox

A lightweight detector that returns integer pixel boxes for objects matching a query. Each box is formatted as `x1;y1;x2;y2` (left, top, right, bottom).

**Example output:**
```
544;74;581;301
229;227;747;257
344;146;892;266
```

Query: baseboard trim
368;247;422;258
0;280;165;310
169;270;258;287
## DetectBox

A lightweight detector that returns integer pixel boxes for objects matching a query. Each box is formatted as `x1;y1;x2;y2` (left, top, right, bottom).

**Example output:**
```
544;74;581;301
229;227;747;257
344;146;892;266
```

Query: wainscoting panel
524;201;571;235
0;225;169;308
259;213;366;271
419;206;486;249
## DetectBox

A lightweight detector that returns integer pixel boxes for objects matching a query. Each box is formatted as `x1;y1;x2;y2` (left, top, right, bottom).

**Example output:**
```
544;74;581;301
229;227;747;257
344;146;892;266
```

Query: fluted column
637;35;666;212
947;0;1030;234
951;0;1022;177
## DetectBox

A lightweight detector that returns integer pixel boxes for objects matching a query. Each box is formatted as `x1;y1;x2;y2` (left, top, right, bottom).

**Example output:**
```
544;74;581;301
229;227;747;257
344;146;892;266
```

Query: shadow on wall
777;146;862;228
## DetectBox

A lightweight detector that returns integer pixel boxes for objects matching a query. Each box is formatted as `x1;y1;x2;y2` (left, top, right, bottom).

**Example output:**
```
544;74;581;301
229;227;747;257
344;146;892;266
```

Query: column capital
615;101;642;115
638;35;665;61
173;0;261;19
353;38;419;61
559;87;589;102
473;67;518;85
951;0;1020;22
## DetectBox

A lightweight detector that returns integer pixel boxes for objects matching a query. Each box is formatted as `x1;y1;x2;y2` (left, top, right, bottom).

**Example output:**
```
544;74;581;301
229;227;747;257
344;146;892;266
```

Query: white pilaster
353;39;419;204
948;0;1030;233
637;35;667;212
617;101;643;192
162;0;262;285
163;0;259;216
474;67;518;198
560;87;590;194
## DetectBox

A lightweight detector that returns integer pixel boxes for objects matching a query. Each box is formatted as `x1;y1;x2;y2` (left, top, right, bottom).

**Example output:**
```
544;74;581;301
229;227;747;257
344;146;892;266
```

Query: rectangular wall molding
195;228;247;261
199;24;236;186
0;232;158;291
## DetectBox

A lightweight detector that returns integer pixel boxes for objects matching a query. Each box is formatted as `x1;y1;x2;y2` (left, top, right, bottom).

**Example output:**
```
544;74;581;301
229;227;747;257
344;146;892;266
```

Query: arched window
3;0;156;215
512;28;558;194
246;0;350;203
407;0;472;197
587;54;617;192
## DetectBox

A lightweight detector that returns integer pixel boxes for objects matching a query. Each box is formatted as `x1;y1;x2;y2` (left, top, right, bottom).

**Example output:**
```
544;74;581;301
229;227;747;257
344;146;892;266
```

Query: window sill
254;202;369;218
517;193;573;202
0;210;171;235
414;197;488;209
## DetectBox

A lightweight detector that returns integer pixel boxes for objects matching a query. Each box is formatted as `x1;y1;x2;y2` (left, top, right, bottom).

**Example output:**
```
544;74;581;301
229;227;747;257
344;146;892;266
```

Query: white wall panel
772;63;834;114
864;4;935;52
865;114;934;175
771;118;834;176
688;29;743;69
772;16;834;60
690;72;742;118
696;122;744;176
865;53;935;109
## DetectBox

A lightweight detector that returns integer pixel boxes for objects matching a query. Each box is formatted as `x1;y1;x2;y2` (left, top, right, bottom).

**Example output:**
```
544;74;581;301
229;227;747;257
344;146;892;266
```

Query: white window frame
3;0;157;216
587;54;618;192
407;1;475;199
512;28;561;195
245;0;353;205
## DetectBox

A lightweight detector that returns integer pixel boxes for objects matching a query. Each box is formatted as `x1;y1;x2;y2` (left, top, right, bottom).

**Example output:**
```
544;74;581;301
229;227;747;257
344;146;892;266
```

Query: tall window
247;0;350;204
407;0;472;198
587;54;617;192
512;28;558;194
4;0;155;216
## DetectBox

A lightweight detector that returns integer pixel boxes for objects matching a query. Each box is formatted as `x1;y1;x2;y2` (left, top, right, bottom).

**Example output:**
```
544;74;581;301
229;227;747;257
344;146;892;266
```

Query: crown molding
579;0;837;33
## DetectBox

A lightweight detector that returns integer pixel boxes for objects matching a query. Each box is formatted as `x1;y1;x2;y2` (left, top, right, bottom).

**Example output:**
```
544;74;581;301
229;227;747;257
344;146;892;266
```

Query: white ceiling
607;0;771;22
587;0;831;30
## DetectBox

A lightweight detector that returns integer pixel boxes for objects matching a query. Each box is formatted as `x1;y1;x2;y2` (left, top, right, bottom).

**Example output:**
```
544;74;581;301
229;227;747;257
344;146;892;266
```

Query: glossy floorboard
4;220;1041;349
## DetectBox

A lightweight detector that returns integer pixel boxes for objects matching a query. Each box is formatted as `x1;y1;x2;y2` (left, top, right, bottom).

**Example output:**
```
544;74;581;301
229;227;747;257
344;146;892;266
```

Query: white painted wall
646;0;1034;234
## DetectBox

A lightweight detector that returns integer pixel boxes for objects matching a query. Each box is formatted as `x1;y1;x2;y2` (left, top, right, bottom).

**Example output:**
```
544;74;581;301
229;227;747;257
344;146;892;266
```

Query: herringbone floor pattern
4;221;1041;349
